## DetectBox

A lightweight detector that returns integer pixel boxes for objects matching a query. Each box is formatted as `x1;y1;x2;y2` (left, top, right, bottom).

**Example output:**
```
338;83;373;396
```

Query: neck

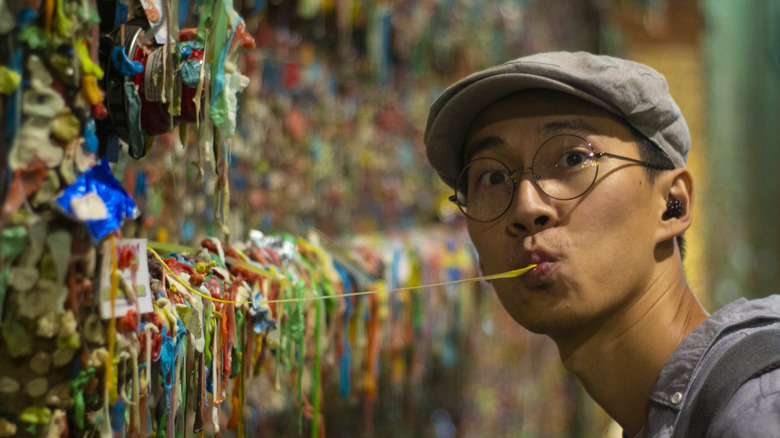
553;272;708;437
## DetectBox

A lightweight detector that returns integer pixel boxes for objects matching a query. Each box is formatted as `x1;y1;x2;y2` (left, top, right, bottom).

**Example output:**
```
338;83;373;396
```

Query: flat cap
424;51;690;188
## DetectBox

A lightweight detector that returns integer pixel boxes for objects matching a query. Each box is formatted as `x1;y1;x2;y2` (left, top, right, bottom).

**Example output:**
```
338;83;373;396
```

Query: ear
655;168;694;244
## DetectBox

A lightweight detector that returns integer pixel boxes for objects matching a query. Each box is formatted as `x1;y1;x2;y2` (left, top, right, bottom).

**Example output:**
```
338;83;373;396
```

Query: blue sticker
55;160;138;243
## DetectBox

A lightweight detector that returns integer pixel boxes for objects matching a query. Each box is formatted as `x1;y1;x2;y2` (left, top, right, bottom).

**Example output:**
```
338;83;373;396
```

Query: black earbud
663;199;683;220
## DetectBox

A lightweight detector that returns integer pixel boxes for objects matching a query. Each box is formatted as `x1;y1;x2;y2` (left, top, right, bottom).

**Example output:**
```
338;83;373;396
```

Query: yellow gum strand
106;237;118;402
147;246;535;306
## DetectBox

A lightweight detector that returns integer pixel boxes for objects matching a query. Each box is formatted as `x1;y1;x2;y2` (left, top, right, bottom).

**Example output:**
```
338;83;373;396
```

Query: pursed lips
514;244;559;285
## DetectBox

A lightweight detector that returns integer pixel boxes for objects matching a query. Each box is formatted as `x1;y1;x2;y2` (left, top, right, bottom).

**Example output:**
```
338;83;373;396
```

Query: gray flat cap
424;51;690;188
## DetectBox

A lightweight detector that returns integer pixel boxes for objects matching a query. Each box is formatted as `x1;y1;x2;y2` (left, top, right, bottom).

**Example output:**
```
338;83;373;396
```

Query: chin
494;295;544;333
494;288;577;336
504;309;560;335
510;313;585;340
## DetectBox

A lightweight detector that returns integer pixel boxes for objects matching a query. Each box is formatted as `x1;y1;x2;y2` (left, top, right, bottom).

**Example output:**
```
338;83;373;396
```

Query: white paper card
99;238;155;319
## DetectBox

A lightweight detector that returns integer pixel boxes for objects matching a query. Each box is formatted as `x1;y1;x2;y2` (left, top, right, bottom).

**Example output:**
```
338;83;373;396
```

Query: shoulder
671;296;780;438
708;366;780;437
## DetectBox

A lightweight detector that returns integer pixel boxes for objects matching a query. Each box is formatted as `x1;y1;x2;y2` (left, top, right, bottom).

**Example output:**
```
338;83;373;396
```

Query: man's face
463;90;665;342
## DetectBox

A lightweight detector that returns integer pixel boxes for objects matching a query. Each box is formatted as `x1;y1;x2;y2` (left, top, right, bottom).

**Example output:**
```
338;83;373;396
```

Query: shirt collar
647;295;780;410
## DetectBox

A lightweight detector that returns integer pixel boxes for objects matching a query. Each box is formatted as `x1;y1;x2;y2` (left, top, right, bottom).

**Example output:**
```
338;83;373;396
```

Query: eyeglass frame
448;134;674;222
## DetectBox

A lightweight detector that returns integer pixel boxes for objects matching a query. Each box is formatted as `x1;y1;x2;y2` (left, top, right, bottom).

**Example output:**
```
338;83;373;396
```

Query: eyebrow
464;135;505;162
538;118;600;137
464;117;600;162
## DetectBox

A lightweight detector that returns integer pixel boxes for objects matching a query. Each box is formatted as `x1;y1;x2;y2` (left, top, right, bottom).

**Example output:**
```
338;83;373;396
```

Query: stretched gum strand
480;264;537;281
148;246;535;305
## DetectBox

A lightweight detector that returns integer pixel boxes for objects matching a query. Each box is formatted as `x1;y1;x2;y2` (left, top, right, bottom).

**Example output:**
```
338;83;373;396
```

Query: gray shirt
633;295;780;437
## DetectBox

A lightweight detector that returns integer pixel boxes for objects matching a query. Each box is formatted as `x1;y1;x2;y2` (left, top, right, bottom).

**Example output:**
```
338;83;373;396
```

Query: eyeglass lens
455;135;600;222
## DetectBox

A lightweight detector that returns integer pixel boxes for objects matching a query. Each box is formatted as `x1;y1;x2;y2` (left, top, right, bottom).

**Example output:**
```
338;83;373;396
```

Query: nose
505;170;557;235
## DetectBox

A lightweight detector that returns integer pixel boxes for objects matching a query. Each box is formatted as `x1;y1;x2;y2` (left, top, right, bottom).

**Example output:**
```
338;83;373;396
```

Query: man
424;52;780;437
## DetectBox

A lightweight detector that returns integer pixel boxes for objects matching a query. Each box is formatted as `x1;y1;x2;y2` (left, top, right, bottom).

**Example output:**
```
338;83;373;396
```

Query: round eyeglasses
450;134;671;222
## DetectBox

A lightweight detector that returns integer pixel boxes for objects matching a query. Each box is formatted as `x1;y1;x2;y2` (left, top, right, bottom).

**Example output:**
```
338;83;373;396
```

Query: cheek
612;185;654;236
567;182;657;275
466;222;512;273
